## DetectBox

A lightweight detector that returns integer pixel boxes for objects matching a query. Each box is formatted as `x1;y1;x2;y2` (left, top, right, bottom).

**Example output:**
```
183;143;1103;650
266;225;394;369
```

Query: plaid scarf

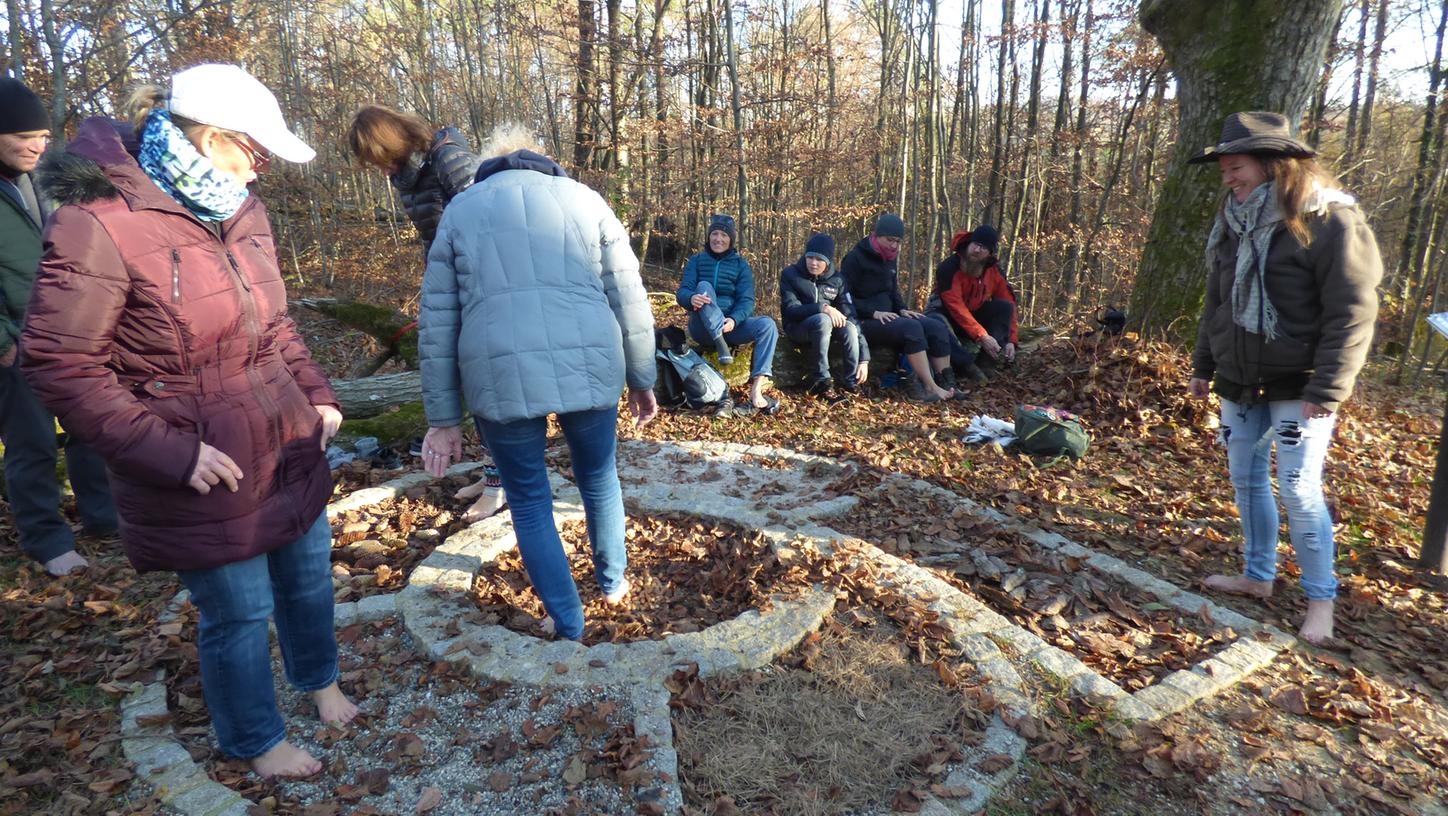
1206;182;1282;341
138;110;250;222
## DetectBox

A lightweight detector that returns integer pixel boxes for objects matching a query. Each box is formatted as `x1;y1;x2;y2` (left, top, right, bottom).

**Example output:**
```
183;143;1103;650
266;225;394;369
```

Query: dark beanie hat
0;78;49;135
707;213;737;247
804;232;835;261
967;224;1000;255
874;212;905;239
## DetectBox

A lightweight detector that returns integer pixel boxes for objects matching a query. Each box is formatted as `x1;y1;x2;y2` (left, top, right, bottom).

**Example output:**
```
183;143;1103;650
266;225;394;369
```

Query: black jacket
840;237;906;318
778;257;869;361
390;127;481;249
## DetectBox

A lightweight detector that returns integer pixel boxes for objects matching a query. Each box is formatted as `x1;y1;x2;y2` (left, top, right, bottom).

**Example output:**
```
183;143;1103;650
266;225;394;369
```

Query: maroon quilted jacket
22;117;336;572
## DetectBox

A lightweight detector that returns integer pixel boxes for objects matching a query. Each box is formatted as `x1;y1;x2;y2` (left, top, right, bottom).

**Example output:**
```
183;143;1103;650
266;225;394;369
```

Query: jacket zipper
170;249;182;304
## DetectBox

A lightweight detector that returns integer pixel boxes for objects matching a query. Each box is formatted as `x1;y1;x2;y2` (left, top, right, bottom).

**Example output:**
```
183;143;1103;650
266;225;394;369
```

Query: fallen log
332;371;423;419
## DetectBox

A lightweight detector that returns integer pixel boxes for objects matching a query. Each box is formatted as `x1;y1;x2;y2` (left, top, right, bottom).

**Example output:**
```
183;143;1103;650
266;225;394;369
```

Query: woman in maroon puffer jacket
23;64;354;778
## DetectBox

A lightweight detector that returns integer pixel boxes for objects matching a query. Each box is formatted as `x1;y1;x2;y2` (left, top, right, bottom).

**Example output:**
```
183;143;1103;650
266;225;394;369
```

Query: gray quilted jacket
419;159;655;426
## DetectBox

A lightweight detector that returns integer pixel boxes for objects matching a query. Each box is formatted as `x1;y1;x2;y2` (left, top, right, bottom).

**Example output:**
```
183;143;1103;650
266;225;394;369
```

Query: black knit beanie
0;78;49;134
967;224;1000;256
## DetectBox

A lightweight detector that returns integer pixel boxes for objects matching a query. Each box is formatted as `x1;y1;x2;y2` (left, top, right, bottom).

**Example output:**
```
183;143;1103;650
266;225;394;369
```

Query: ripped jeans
1218;398;1338;600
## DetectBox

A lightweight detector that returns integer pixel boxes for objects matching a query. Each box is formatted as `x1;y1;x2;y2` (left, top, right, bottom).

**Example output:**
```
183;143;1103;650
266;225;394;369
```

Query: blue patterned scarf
138;110;250;222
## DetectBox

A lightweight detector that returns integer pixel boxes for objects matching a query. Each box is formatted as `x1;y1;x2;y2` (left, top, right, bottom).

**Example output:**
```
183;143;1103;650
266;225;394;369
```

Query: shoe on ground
961;362;989;384
936;367;957;390
44;550;89;576
807;377;833;396
752;396;782;416
604;578;631;605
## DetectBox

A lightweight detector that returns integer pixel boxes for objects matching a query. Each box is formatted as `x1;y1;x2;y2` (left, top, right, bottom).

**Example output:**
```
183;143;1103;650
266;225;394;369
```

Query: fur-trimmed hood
36;117;143;207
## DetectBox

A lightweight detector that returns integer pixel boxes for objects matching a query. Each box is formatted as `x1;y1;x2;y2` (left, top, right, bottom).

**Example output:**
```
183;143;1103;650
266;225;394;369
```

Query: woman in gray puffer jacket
418;125;657;642
1187;112;1382;646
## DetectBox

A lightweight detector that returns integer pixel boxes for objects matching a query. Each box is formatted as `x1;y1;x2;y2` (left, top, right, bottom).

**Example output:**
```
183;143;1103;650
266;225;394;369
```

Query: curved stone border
865;472;1296;723
399;475;839;688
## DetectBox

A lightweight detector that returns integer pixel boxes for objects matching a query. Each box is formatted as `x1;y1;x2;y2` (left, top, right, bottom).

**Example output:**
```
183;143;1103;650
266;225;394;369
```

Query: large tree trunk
1128;0;1344;340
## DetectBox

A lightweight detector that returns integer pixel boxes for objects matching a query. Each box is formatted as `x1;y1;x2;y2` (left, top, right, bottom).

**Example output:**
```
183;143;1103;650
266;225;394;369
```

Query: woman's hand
1303;402;1332;419
629;388;659;428
421;425;464;477
188;442;244;495
1188;377;1211;399
1003;342;1017;363
900;309;925;319
855;361;869;385
979;335;1002;358
874;311;898;323
315;405;342;451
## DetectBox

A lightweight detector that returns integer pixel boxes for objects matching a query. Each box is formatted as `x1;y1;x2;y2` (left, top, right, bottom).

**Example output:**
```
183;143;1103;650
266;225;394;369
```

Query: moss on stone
336;401;429;446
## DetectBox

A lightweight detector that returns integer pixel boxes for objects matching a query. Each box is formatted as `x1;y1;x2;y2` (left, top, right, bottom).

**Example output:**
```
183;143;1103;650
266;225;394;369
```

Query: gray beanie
874;213;905;239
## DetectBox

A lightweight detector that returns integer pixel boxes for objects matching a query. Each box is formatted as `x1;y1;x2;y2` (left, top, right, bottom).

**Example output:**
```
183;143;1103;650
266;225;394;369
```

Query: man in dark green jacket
0;77;115;576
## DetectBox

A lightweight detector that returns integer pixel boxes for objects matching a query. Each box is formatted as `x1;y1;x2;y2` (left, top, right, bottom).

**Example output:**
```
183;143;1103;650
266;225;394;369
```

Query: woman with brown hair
26;64;354;777
346;105;505;520
1186;111;1382;644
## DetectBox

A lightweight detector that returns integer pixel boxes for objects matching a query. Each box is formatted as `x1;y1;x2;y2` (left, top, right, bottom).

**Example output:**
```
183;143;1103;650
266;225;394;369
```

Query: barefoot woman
24;65;356;776
1187;112;1382;644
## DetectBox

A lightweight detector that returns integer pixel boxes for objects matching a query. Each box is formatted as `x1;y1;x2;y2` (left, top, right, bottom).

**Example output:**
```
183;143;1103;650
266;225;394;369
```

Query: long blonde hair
1220;155;1342;246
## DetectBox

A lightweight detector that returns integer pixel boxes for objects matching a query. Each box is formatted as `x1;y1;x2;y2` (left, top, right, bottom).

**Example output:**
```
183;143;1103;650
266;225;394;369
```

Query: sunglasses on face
229;136;272;171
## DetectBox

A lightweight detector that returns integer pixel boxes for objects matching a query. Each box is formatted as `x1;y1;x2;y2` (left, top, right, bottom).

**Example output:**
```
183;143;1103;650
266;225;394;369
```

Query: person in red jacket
24;64;354;778
934;224;1018;375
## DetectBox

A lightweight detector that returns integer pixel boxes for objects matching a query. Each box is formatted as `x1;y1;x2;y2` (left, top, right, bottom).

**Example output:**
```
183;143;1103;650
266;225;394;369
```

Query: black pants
932;299;1014;367
859;314;954;359
0;360;116;561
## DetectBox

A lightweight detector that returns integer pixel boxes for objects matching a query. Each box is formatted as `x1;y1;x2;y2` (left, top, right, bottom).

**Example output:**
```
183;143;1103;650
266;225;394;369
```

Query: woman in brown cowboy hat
1186;111;1382;644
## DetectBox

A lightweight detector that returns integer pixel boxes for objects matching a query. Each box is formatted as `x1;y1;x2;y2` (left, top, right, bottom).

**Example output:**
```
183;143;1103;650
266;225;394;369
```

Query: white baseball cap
168;64;316;163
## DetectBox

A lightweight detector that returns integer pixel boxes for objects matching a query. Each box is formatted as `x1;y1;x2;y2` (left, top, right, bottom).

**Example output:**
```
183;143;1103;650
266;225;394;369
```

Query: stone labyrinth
118;440;1294;815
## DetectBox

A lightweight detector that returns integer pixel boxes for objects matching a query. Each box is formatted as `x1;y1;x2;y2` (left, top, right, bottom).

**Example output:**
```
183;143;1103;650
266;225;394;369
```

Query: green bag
1014;404;1090;459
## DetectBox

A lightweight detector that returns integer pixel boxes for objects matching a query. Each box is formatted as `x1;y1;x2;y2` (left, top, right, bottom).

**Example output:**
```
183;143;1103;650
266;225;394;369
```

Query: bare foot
933;386;956;401
1203;574;1274;599
1299;599;1335;645
44;551;89;577
603;578;631;606
455;477;488;501
311;683;358;727
250;740;322;778
462;488;507;523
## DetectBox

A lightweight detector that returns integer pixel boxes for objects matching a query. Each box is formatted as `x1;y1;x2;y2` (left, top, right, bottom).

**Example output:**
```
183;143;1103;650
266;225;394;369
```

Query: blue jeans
786;313;861;382
177;513;337;759
478;406;627;640
686;281;778;380
1218;398;1338;600
0;360;116;561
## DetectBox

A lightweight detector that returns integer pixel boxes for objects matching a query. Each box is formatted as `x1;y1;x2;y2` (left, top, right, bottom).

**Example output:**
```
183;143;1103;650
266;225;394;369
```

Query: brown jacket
1192;202;1381;413
22;117;336;572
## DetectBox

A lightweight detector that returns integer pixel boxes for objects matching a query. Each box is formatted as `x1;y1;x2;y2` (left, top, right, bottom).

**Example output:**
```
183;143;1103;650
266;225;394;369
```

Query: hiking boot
713;334;734;366
836;376;861;394
960;362;988;384
977;356;999;380
905;375;944;403
936;367;957;390
807;376;833;396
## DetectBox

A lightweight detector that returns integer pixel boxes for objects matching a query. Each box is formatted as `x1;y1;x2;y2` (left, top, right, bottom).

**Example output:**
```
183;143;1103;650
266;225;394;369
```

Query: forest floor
2;232;1446;815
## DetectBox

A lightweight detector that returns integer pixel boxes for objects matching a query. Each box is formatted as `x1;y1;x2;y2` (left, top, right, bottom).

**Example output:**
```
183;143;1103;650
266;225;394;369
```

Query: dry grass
675;614;979;815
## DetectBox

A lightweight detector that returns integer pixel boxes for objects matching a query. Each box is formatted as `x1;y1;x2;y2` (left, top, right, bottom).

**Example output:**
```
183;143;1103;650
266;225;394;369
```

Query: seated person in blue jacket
676;214;780;414
840;213;961;403
780;232;869;400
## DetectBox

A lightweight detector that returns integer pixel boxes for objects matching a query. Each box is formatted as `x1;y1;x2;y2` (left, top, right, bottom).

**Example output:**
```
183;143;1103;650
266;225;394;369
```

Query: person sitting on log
930;224;1018;378
779;232;868;401
347;105;503;522
676;214;780;415
840;213;961;402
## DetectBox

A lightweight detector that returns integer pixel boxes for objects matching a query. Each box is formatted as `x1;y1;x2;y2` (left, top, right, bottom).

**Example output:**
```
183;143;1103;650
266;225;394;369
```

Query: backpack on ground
1013;404;1090;459
655;327;729;409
